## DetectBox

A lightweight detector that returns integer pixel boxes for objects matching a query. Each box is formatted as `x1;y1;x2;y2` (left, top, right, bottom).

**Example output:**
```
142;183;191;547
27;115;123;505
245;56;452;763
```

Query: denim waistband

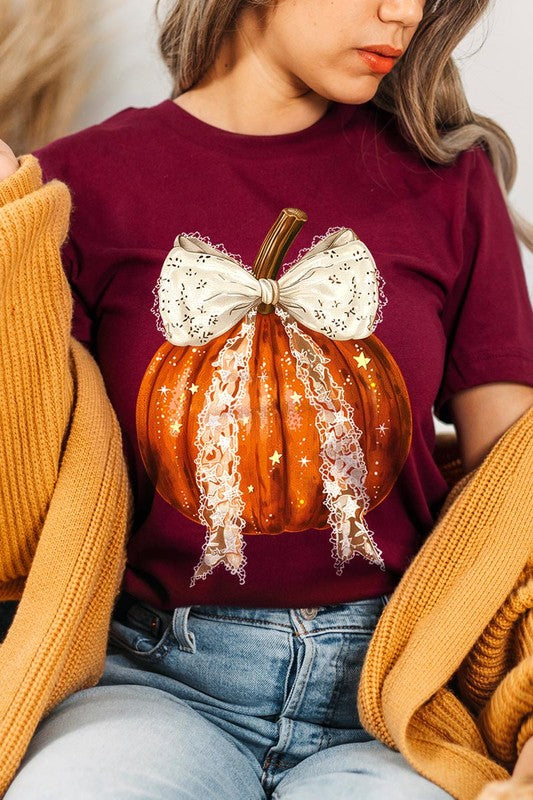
113;592;390;642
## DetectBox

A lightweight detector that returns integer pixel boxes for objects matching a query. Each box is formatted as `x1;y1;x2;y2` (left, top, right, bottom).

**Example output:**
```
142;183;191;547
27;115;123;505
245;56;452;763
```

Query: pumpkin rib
179;350;202;509
335;337;375;447
243;324;265;533
135;342;170;488
257;315;285;532
270;318;292;527
165;347;198;514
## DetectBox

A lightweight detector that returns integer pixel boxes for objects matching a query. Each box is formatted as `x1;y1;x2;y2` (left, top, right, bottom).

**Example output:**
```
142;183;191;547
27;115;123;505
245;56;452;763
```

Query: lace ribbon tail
277;307;384;574
330;495;384;572
190;312;256;586
190;524;246;584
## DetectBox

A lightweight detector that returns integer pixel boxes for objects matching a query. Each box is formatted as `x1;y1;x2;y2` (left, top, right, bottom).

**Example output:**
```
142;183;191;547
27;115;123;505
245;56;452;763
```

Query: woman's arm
476;744;533;799
449;382;533;473
513;737;533;779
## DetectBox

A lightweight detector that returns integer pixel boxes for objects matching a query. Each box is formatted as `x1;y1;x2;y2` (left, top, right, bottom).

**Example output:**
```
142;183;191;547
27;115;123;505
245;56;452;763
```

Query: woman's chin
313;76;383;106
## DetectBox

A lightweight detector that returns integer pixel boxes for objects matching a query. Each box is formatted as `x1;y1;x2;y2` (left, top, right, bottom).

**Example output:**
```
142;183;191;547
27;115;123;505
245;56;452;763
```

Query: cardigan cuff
0;154;43;207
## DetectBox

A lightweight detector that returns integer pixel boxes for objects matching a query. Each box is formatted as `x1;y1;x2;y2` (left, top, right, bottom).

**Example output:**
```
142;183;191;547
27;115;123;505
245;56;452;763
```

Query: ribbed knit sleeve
0;154;133;795
0;154;73;595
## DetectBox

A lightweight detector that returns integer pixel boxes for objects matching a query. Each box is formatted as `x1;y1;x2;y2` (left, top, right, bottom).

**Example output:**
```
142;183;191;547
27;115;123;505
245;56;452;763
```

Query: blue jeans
6;595;452;799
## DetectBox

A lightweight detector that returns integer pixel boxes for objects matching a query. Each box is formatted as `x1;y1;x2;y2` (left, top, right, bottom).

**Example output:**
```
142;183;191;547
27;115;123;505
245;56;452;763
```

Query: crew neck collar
153;97;357;156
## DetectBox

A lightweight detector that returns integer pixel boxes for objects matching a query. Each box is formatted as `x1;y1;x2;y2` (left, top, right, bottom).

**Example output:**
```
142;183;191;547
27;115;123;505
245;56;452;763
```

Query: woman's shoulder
30;100;171;185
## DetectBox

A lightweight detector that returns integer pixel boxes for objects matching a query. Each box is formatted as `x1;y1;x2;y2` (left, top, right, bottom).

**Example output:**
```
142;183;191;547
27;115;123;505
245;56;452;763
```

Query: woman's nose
378;0;425;28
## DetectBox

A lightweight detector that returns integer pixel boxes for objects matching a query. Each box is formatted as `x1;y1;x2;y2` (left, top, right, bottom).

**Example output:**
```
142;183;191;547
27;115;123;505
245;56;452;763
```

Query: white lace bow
156;227;386;585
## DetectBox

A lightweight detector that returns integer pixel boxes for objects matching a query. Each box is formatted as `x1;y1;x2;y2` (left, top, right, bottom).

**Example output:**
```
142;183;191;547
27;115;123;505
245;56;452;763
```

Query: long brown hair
155;0;532;250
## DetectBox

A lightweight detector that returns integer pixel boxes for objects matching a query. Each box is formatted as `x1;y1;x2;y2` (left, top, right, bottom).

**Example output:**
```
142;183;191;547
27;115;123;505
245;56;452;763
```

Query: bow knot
258;277;280;307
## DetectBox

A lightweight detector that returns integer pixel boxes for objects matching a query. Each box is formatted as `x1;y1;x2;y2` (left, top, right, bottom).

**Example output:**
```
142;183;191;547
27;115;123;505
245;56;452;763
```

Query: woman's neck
173;86;331;137
172;6;331;136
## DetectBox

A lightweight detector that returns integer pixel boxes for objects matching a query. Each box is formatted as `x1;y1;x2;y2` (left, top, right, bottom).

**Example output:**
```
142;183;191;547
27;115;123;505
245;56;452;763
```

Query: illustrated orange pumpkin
136;209;412;570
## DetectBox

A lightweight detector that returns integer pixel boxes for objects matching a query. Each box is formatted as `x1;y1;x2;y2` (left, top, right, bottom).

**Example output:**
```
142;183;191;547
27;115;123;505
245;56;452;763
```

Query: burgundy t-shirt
32;98;533;610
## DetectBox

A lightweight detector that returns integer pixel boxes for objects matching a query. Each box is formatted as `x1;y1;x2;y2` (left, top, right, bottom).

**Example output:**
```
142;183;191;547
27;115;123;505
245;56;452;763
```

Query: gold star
354;351;371;369
241;415;250;424
247;485;255;493
170;420;182;435
291;391;303;404
299;455;310;466
269;450;282;465
189;383;199;394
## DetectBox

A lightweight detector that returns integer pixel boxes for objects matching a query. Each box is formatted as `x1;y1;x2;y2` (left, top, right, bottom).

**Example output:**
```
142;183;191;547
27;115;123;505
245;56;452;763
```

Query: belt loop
381;593;391;609
172;606;196;653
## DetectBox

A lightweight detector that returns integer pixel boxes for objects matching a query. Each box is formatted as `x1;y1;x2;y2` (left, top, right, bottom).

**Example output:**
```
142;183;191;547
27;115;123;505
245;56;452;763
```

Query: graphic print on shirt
136;208;412;587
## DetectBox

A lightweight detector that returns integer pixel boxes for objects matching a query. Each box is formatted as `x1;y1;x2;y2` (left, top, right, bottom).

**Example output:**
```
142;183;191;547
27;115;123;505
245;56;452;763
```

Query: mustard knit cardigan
0;154;531;799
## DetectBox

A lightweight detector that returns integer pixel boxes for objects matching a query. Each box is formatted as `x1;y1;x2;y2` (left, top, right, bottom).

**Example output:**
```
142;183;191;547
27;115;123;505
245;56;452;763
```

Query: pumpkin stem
253;208;307;315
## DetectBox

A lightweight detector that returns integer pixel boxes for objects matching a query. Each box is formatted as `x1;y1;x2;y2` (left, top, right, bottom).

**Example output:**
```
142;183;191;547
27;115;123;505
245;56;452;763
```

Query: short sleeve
30;144;96;356
434;146;533;424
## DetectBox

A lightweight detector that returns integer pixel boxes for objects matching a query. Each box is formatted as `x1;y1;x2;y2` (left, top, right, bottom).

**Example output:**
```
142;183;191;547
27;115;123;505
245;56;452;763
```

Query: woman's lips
356;47;401;75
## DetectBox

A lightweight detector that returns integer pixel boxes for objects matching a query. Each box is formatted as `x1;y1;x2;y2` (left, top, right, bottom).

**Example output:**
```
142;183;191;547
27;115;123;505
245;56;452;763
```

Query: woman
0;0;532;797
